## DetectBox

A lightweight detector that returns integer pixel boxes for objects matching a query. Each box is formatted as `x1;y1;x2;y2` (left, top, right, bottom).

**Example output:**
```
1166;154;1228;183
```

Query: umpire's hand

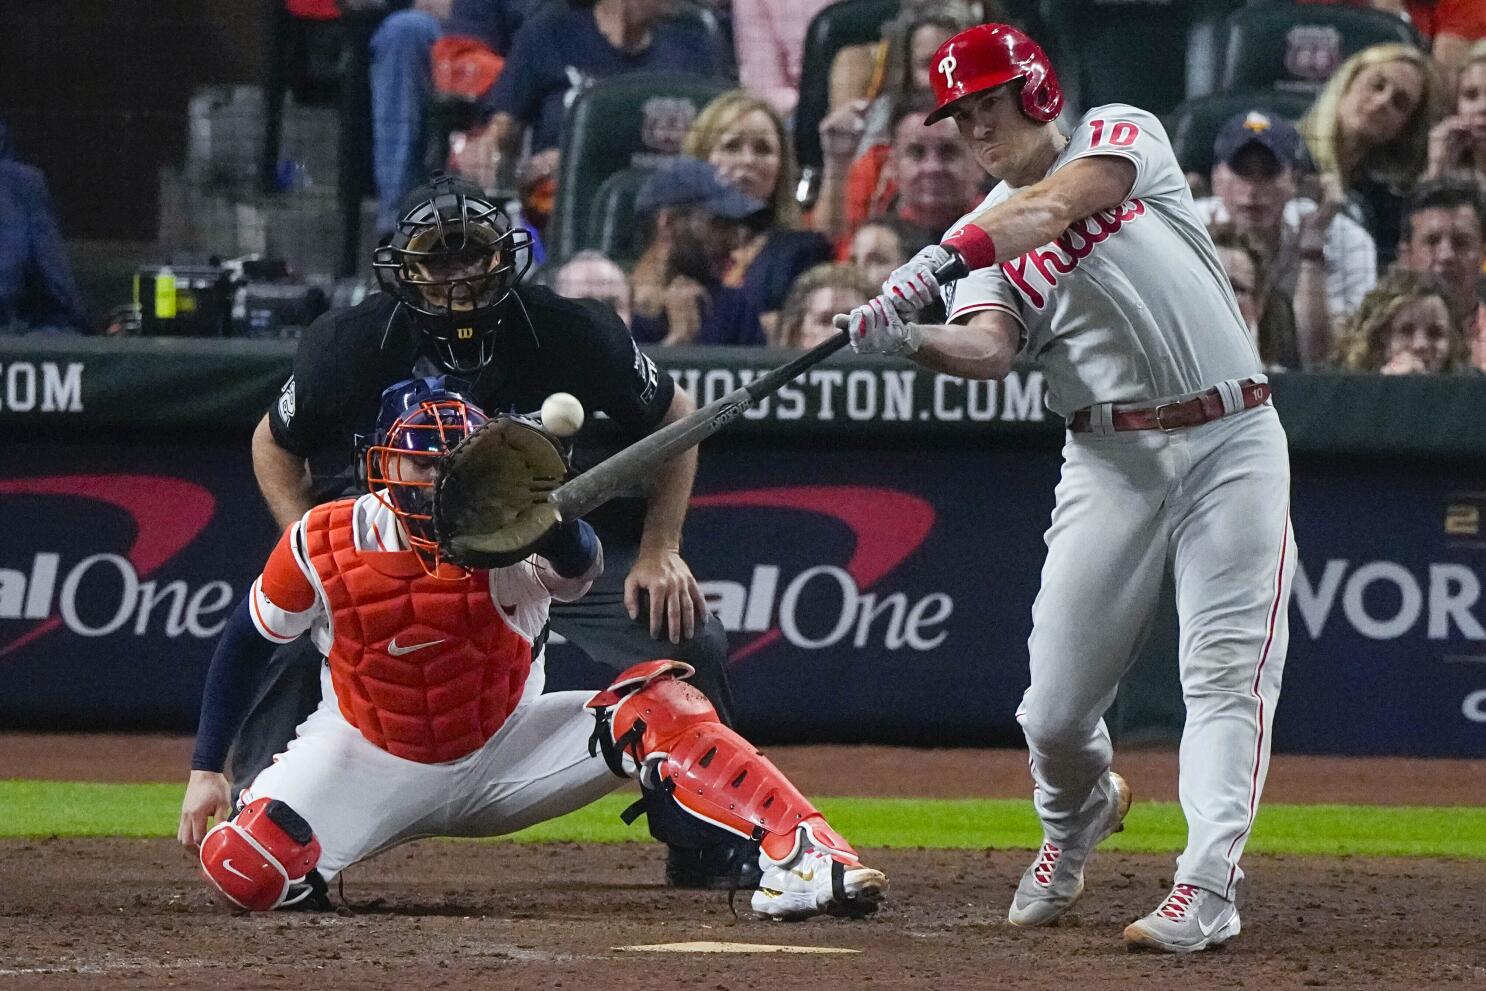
179;770;232;849
626;548;709;645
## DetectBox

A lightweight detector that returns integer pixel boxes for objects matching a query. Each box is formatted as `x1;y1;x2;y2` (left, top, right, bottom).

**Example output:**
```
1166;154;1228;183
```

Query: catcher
177;377;887;920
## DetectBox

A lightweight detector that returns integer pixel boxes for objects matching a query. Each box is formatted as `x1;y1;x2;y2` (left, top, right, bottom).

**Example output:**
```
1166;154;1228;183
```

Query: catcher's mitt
432;415;569;569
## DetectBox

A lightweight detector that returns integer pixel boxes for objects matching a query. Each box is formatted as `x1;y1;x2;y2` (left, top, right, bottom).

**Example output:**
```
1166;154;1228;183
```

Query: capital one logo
0;476;225;656
692;486;951;658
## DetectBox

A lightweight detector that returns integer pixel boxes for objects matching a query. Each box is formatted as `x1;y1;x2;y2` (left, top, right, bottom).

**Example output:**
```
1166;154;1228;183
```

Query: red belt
1068;379;1271;433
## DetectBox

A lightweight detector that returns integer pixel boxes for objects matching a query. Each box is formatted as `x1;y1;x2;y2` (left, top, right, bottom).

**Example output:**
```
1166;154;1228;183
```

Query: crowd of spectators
9;0;1486;380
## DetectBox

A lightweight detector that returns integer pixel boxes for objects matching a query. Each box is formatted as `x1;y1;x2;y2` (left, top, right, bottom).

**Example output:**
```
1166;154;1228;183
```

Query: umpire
231;173;746;889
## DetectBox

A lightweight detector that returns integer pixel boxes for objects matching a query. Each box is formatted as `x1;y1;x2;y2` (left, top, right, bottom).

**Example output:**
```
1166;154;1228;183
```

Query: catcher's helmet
924;24;1062;126
365;376;489;576
372;173;533;375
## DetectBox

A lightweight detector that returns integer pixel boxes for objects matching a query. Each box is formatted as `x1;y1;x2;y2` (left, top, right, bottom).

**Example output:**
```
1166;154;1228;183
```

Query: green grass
2;781;1481;859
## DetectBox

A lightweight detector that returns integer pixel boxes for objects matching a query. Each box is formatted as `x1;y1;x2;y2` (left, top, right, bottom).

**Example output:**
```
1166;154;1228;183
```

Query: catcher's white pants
241;660;621;880
1017;402;1295;899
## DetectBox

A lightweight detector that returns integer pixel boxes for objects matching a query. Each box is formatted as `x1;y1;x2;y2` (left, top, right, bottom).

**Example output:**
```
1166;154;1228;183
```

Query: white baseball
540;392;585;437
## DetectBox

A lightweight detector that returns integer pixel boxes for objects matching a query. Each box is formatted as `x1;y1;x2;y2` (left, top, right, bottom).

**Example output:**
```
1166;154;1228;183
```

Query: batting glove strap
941;224;998;271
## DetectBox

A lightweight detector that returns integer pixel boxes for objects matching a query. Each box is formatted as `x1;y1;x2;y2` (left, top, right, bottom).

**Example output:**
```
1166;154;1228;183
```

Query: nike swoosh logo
221;858;252;881
1198;912;1225;937
387;637;445;656
790;868;815;882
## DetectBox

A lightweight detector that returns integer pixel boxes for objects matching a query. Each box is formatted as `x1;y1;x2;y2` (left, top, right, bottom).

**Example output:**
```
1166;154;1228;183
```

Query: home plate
615;941;859;955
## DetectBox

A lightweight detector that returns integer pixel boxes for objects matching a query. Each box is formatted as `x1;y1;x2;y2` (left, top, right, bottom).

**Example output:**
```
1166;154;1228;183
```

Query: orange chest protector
302;501;533;763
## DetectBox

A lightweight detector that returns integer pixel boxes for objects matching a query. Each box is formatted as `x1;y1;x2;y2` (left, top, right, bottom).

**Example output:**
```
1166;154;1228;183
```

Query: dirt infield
2;737;1484;989
2;840;1484;989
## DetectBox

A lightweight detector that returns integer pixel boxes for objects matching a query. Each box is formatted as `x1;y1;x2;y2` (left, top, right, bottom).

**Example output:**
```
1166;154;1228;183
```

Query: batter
843;23;1296;953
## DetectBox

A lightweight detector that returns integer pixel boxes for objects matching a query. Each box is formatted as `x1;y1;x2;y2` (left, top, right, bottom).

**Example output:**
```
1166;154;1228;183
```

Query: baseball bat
548;251;968;523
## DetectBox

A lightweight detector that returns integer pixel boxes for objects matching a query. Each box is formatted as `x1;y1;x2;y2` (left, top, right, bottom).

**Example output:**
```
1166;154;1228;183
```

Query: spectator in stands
1195;110;1377;370
1300;43;1443;268
730;0;836;114
371;0;531;235
825;1;990;123
552;249;635;328
853;5;978;155
0;116;88;335
1295;3;1486;89
457;0;724;231
1335;269;1468;373
1425;40;1486;185
816;95;982;252
849;219;912;288
1210;228;1301;371
630;157;766;346
814;5;983;244
777;262;875;349
682;91;832;343
1402;1;1486;91
1395;178;1486;368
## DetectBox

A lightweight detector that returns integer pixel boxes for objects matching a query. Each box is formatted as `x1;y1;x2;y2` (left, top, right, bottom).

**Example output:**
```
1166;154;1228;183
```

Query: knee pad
200;797;322;911
585;661;835;859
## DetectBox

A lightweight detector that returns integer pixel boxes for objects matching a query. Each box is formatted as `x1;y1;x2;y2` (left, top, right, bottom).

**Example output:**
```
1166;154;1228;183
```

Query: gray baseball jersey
950;106;1298;910
944;104;1262;418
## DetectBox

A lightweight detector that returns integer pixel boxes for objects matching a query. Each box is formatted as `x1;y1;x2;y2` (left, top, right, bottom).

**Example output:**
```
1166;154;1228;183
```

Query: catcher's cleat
278;870;334;912
751;820;887;921
1124;884;1240;953
1007;771;1131;927
665;841;764;891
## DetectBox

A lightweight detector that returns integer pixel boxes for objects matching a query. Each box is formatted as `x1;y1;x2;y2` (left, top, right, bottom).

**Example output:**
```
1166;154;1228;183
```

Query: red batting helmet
925;24;1063;126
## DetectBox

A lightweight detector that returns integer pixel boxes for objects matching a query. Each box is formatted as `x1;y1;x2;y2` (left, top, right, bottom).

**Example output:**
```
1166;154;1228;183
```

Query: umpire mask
373;174;533;374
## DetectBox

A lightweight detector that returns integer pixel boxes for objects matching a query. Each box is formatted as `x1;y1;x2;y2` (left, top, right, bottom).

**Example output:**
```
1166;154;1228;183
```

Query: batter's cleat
1124;884;1240;953
751;822;888;921
1007;771;1132;927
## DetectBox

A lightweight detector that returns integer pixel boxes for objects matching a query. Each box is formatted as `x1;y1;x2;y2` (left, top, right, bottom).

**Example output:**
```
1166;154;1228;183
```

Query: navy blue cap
1213;111;1306;171
634;157;765;219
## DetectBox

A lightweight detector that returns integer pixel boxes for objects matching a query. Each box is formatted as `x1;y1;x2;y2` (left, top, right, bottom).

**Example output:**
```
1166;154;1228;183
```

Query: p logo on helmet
938;53;958;88
925;23;1063;126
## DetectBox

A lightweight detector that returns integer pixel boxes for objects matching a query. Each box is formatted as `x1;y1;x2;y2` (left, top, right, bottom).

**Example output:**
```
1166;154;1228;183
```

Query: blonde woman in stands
1300;43;1443;266
675;90;832;343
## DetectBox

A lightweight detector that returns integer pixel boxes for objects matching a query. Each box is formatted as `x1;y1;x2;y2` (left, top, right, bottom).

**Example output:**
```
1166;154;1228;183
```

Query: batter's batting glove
882;244;952;315
837;295;925;356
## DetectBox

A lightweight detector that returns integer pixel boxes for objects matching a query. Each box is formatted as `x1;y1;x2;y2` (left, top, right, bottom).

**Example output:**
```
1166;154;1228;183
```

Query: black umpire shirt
266;286;674;543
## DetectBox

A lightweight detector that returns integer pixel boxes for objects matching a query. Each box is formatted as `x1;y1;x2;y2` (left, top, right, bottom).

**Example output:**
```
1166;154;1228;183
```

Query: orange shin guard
587;661;857;861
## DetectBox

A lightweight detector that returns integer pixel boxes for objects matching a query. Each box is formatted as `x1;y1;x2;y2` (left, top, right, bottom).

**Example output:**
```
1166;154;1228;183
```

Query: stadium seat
547;72;732;266
1219;3;1421;94
792;0;900;195
1038;0;1241;119
585;166;654;265
1165;90;1315;177
1185;0;1251;100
